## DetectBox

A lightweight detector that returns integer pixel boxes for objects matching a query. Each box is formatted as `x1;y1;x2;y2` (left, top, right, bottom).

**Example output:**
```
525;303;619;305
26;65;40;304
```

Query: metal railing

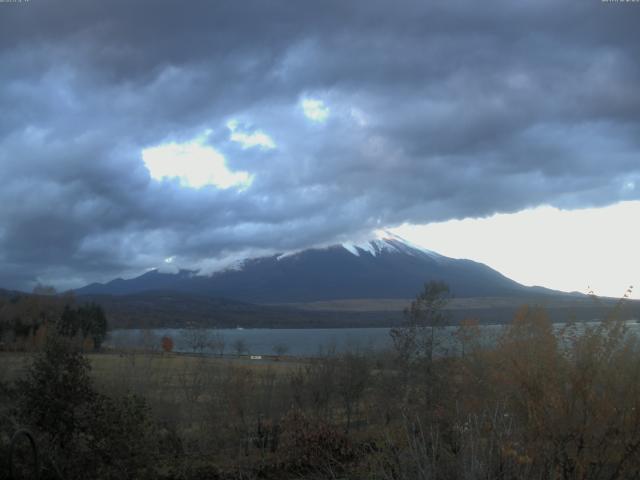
8;429;39;480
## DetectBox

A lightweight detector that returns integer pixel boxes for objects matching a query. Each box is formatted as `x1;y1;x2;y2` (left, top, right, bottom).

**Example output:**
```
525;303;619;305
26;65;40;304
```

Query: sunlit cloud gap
301;98;330;122
142;134;253;190
227;120;276;150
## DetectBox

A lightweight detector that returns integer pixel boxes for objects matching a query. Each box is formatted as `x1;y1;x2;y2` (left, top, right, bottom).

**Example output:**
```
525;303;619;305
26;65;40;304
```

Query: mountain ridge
76;232;571;303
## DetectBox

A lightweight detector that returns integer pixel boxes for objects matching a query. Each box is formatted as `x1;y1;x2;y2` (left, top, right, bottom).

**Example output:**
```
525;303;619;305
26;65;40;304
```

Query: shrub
14;334;159;479
277;409;355;476
161;335;174;353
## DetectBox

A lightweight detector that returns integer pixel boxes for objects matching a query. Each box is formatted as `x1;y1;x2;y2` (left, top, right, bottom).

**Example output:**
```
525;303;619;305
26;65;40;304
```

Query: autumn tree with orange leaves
161;335;174;353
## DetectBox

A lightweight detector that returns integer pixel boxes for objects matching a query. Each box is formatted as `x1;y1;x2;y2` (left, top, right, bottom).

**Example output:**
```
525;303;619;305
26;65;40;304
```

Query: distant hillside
2;285;638;330
77;291;640;330
76;291;403;329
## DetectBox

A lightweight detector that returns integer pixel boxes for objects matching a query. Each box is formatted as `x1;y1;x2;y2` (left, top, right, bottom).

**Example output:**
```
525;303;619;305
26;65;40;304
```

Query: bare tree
454;317;481;357
209;330;226;357
141;329;159;352
181;327;211;354
272;342;289;359
390;280;451;364
233;338;248;357
336;351;369;433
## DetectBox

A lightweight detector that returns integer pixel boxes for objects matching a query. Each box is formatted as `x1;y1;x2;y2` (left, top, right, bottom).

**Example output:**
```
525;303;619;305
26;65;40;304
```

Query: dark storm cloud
1;0;639;289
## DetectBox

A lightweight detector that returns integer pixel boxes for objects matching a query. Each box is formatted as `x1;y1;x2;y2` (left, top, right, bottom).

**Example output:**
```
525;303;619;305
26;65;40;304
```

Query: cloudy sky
1;0;639;296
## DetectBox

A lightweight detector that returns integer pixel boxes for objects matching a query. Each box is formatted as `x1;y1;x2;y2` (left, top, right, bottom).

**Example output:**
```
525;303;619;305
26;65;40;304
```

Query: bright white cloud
227;120;276;150
301;98;330;122
142;134;253;189
391;201;640;299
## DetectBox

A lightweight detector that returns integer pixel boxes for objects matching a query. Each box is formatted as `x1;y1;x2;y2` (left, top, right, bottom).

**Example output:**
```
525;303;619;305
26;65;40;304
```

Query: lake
106;321;640;357
107;327;397;357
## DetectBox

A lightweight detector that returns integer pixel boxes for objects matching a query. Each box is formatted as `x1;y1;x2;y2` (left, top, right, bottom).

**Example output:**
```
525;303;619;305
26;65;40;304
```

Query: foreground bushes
4;296;640;479
5;335;160;480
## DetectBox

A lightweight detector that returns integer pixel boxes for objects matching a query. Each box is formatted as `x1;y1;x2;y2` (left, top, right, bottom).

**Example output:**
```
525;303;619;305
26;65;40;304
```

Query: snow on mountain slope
341;230;443;260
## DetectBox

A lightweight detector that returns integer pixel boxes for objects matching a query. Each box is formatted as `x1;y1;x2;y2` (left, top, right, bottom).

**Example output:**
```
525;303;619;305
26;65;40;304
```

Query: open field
274;295;638;312
270;296;640;328
1;349;317;477
0;350;302;386
1;349;312;471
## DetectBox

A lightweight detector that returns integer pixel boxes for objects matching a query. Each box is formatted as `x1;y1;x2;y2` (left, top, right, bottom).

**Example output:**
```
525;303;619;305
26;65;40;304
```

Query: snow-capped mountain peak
76;227;538;302
341;229;443;260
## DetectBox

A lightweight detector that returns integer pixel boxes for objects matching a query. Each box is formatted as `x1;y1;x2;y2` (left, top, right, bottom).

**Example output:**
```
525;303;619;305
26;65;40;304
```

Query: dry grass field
275;295;633;312
1;350;300;388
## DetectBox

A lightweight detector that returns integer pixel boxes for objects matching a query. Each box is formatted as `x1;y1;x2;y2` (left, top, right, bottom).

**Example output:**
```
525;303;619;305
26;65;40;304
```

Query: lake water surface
106;322;639;357
107;327;397;357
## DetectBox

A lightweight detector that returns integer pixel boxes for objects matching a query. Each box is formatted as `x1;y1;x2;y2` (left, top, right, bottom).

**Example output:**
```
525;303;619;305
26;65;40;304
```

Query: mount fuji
76;231;557;303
